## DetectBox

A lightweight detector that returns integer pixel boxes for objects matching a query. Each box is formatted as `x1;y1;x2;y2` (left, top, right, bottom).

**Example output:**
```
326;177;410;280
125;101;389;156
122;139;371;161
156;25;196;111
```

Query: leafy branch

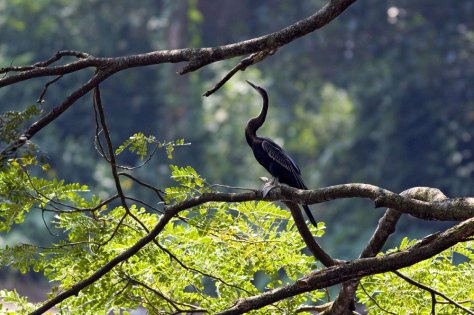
28;181;474;314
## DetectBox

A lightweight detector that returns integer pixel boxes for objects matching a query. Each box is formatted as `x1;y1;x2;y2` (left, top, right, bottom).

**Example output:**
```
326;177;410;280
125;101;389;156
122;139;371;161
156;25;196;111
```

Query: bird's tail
303;205;317;227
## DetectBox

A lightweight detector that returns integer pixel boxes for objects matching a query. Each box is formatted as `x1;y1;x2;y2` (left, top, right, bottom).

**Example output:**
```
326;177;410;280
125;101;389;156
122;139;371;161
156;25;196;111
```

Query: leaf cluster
1;163;326;314
115;132;186;160
0;157;89;232
358;238;474;314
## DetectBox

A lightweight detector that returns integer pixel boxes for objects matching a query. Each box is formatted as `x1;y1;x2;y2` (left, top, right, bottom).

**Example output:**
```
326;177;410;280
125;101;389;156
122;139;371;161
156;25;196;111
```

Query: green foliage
0;157;90;232
0;104;42;154
0;244;45;274
0;163;327;314
1;1;474;313
0;105;41;144
116;133;186;160
115;132;152;159
357;239;474;314
0;289;36;314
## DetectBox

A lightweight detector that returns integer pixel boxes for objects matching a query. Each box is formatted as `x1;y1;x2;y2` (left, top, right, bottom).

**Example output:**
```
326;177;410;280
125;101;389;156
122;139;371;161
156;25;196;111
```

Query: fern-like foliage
115;132;186;160
357;238;474;314
0;158;91;231
0;163;327;314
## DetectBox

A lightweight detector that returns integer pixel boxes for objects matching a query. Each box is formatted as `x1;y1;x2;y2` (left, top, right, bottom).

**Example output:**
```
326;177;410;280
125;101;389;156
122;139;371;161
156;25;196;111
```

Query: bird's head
246;80;262;93
246;80;268;103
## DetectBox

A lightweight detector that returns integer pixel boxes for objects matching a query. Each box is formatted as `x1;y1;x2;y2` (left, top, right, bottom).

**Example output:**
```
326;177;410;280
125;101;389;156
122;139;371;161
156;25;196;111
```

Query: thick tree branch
214;217;474;315
0;0;357;160
275;184;474;221
30;184;474;314
284;201;338;267
327;187;449;314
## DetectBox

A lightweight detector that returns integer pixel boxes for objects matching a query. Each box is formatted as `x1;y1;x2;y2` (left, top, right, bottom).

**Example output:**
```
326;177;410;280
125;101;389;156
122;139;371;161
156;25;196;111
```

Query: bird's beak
246;80;259;90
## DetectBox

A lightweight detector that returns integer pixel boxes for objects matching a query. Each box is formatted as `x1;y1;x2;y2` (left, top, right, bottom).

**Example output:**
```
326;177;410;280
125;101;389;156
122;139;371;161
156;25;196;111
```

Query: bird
245;80;317;227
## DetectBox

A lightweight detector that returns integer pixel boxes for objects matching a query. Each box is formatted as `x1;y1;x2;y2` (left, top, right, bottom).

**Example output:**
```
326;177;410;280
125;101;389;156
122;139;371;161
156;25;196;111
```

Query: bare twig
126;275;208;313
359;283;397;315
41;209;59;237
1;0;357;160
118;172;165;201
203;49;276;97
93;86;130;212
37;75;64;103
124;196;164;214
98;212;128;247
0;50;91;74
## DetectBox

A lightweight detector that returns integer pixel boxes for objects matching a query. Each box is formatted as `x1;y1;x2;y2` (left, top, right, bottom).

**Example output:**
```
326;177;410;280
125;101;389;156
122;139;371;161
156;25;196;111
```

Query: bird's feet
259;177;279;198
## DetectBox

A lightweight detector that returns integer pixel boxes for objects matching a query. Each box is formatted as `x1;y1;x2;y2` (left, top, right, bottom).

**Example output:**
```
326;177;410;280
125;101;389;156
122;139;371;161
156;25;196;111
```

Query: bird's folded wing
262;138;307;190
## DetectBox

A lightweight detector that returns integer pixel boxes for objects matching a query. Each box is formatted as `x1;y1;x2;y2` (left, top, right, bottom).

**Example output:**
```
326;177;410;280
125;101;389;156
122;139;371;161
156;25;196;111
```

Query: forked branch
0;0;357;161
29;183;474;314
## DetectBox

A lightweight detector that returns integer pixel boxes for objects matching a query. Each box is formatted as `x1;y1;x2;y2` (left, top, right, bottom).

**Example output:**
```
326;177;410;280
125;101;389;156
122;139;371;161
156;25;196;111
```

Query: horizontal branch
1;0;357;160
30;183;474;314
274;184;474;221
214;216;474;315
1;0;357;87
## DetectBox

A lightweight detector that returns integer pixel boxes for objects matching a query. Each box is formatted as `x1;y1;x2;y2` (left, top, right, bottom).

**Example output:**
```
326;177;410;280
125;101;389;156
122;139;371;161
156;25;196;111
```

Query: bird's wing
262;138;307;189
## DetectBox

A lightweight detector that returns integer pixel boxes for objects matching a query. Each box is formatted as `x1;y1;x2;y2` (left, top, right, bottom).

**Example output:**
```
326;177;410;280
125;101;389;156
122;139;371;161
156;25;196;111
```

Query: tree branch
275;184;474;221
202;49;276;97
214;217;474;315
327;187;449;314
393;270;474;315
284;201;338;267
29;184;474;314
0;0;357;160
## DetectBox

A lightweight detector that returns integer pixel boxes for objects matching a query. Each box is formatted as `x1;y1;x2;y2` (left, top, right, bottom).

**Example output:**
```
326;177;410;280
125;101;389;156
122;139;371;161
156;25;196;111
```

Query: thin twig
118;172;165;201
359;282;397;315
93;85;133;224
41;209;59;237
37;75;64;103
0;50;91;74
33;50;91;67
206;182;258;192
98;213;128;248
203;49;276;97
393;270;474;315
124;196;164;214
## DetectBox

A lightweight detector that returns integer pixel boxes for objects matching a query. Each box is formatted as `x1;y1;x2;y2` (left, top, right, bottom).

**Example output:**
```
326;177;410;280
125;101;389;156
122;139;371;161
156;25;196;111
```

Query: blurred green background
1;0;473;299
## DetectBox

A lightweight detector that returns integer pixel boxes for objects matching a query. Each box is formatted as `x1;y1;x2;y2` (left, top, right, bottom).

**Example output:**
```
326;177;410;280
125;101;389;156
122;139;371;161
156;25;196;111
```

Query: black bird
245;80;317;227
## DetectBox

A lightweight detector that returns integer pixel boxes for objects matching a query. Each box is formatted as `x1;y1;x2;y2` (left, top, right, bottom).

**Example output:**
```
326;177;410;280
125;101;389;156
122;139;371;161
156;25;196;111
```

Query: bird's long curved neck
245;86;269;146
